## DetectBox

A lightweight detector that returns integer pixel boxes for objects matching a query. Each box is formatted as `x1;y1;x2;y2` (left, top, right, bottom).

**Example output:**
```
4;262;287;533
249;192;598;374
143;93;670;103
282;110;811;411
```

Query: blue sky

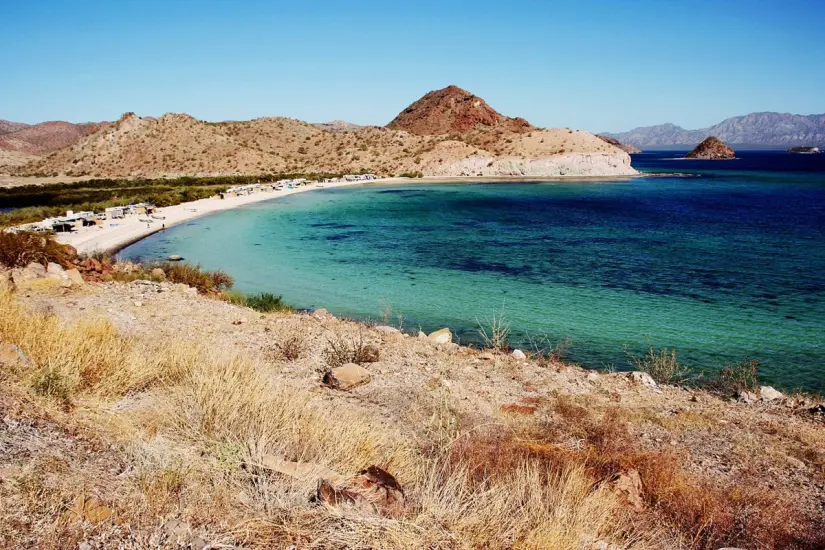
2;0;824;132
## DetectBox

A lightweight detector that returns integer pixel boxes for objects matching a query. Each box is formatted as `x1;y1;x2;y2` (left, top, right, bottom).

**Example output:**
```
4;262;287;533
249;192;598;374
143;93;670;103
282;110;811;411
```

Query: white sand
56;179;396;254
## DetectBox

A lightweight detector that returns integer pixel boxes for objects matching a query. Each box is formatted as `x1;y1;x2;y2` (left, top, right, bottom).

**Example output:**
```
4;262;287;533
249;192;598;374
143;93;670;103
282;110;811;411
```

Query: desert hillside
7;87;635;179
1;253;824;549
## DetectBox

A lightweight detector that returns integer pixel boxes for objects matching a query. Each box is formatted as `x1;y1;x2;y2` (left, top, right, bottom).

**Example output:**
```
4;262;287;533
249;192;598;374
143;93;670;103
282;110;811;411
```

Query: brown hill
685;136;735;160
0;120;30;136
12;88;635;179
0;120;108;155
596;134;641;154
387;85;534;135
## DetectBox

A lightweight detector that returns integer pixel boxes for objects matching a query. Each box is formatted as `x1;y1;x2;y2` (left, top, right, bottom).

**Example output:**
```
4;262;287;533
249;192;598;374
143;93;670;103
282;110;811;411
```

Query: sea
120;151;825;393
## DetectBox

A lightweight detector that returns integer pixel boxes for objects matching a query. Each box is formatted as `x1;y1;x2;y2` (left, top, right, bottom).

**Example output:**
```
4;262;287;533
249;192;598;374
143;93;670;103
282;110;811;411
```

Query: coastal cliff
426;151;636;177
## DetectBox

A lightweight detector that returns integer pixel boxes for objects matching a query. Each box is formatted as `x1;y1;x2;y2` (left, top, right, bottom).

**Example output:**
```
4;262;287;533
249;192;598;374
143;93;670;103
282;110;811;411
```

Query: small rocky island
685;136;735;160
787;146;821;154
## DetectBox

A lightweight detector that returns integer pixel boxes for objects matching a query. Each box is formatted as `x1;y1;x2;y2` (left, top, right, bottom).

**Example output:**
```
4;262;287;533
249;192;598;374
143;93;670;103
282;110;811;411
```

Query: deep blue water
122;151;825;392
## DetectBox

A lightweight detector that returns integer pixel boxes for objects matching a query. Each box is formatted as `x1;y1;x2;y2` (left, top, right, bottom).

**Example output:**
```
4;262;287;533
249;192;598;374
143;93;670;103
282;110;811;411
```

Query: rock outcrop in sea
685;136;735;160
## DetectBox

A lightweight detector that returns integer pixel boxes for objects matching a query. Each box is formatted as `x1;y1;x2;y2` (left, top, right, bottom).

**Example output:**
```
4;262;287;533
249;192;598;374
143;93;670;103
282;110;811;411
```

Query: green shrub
625;344;690;385
244;292;292;313
711;358;759;396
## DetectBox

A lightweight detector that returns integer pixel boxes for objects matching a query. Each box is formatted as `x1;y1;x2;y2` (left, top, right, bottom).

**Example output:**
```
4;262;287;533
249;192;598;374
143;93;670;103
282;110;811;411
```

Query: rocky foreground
1;270;824;549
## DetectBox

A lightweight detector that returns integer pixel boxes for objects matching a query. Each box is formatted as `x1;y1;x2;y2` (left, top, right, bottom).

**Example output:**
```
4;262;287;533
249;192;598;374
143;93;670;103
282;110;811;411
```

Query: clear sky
2;0;824;132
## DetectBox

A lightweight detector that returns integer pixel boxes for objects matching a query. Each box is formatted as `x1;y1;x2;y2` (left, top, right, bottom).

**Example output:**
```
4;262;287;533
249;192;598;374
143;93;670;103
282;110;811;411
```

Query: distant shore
50;173;652;255
54;179;388;254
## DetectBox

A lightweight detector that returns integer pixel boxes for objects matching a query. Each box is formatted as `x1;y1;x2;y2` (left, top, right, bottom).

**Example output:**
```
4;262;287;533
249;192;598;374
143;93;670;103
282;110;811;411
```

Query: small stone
417;331;427;339
65;268;85;286
323;363;371;390
479;352;495;361
167;255;184;261
79;543;93;550
46;262;69;280
586;372;600;383
374;325;400;334
737;389;758;404
133;301;143;307
627;371;657;388
0;343;31;368
427;328;452;344
25;262;46;277
608;469;644;511
786;455;807;470
760;386;784;402
360;344;380;363
512;349;526;361
150;267;166;280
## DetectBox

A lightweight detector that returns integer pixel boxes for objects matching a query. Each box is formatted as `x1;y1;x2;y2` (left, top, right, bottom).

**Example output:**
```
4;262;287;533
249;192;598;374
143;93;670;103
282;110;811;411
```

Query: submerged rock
685;136;735;160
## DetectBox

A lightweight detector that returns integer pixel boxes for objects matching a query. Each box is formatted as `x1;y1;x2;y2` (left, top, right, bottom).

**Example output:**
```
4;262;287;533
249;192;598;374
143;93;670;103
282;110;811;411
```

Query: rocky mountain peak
386;85;534;136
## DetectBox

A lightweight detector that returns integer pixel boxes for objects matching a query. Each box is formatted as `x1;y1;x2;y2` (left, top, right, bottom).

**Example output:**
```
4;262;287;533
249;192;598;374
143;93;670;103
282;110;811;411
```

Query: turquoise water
121;153;825;392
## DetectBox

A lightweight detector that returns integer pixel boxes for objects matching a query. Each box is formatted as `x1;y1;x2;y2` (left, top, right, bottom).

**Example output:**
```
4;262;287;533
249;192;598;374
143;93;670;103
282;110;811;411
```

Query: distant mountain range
602;112;825;149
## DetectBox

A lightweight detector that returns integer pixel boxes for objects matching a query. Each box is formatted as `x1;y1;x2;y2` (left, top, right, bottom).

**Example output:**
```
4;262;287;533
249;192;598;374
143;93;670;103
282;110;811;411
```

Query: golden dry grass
0;290;644;549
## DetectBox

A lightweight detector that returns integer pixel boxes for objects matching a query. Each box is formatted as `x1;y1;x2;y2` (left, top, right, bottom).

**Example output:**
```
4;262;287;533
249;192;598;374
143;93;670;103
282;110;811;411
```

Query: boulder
427;328;452;344
627;371;657;388
760;386;784;402
65;268;85;287
608;469;644;511
374;325;400;334
512;349;526;361
46;262;68;280
151;267;166;280
360;344;380;363
313;308;333;319
25;262;46;277
323;363;371;390
586;372;601;383
417;331;427;339
168;255;184;261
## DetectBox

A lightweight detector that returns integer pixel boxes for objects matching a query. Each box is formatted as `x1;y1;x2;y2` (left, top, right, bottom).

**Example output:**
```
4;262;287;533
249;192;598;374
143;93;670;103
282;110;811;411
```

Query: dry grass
3;288;823;549
0;290;646;548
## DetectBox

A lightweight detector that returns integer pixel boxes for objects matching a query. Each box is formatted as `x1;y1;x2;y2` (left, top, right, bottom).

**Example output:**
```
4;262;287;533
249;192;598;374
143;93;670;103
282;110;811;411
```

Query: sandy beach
56;178;397;254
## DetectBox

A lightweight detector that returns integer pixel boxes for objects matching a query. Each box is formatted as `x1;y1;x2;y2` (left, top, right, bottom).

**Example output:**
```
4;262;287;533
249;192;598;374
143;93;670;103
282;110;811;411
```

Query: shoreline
51;173;652;255
54;178;390;255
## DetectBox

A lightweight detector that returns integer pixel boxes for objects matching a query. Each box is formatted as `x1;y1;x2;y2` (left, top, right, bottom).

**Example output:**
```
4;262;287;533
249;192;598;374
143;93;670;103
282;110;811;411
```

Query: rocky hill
685;136;735;160
603;112;825;149
596;134;641;154
8;87;635;179
312;120;364;132
387;85;534;135
0;121;109;155
0;120;30;136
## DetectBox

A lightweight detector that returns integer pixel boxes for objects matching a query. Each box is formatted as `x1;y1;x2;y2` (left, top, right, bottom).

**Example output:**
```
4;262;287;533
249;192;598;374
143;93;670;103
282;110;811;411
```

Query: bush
0;230;77;268
322;331;370;368
273;331;305;361
625;344;690;385
244;292;292;313
711;358;759;396
155;262;234;294
224;290;292;313
398;171;424;178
